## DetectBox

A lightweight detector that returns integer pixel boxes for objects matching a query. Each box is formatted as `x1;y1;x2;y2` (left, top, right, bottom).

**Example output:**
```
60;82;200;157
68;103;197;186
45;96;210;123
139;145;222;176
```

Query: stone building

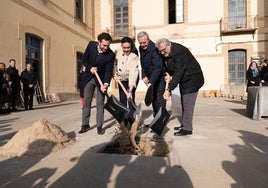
0;0;267;101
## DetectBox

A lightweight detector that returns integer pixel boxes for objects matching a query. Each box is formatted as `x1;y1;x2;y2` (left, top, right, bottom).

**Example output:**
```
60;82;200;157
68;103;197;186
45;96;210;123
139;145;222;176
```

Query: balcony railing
106;25;136;41
220;15;257;34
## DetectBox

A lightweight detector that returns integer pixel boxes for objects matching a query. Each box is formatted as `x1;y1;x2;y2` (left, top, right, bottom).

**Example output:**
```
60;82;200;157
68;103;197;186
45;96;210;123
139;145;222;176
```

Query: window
26;34;42;84
169;0;184;24
76;52;83;90
114;0;128;37
75;0;83;21
228;0;246;29
228;50;246;84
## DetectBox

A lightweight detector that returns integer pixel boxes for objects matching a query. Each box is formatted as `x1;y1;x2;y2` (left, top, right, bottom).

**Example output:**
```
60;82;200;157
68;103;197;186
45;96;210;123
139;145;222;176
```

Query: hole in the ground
98;136;171;157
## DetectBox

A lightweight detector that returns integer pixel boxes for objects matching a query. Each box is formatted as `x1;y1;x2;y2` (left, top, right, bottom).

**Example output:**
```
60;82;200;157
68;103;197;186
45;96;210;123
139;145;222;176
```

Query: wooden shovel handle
94;71;104;87
117;79;129;96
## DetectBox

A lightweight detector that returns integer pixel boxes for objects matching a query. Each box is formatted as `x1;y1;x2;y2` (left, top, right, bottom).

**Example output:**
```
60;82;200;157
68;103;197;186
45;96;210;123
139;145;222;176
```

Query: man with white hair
155;38;204;136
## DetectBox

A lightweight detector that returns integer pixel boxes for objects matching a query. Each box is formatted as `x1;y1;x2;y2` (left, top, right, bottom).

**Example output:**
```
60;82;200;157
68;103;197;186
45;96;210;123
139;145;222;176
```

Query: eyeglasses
158;46;167;54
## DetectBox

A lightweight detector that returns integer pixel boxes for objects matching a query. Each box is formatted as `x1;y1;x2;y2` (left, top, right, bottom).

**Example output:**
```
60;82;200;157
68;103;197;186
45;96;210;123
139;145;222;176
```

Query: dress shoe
174;129;192;136
78;125;90;134
174;125;183;130
97;127;104;135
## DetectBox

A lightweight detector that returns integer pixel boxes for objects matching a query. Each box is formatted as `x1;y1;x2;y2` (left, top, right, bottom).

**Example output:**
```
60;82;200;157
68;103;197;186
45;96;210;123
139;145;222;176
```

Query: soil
0;118;75;158
100;122;171;157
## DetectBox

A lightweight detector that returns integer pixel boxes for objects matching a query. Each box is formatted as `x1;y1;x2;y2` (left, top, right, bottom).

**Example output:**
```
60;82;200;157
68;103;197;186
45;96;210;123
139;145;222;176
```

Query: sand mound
0;118;75;158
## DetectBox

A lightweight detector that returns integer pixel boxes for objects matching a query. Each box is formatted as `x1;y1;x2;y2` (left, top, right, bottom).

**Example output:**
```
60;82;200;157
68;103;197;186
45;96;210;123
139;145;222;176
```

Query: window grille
228;50;246;84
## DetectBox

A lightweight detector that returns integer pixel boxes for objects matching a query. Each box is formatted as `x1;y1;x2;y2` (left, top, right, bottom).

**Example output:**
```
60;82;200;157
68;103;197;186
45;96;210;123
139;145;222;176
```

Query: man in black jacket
137;31;166;116
21;63;37;110
6;59;21;111
79;32;115;134
155;38;204;136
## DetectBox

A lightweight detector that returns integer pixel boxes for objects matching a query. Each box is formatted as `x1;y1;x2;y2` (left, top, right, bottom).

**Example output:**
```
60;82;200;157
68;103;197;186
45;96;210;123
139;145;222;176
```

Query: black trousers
10;88;20;109
152;77;166;116
118;80;137;124
23;87;34;109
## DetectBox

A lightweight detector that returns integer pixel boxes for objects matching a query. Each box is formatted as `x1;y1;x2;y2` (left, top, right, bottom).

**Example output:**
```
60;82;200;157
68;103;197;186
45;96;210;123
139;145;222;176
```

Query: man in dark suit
155;38;204;136
79;32;115;134
6;59;21;111
20;63;37;110
137;31;166;116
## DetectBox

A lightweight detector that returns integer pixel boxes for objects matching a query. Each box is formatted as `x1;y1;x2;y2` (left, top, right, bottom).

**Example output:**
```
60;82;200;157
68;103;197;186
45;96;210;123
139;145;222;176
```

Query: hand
261;80;265;83
100;85;107;93
113;75;121;82
127;90;132;99
142;77;149;85
163;90;171;100
90;67;97;74
29;84;33;88
82;66;86;72
165;72;171;83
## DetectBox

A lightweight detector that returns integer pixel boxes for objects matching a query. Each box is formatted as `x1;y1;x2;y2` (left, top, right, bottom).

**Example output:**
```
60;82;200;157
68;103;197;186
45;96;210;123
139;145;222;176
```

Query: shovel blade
150;107;170;136
104;95;130;123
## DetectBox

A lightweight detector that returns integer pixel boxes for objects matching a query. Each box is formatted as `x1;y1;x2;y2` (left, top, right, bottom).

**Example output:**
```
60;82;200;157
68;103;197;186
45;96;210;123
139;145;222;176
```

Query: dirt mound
0;118;75;158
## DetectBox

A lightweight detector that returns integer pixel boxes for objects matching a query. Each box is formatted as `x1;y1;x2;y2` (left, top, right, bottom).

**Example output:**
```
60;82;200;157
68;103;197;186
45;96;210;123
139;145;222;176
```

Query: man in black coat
155;38;204;136
79;32;115;134
21;63;37;110
6;59;21;111
137;31;166;116
260;59;268;86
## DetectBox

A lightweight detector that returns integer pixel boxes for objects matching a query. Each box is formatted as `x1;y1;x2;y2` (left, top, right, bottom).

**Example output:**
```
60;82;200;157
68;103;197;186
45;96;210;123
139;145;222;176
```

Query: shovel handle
117;79;129;96
94;71;110;98
94;71;104;87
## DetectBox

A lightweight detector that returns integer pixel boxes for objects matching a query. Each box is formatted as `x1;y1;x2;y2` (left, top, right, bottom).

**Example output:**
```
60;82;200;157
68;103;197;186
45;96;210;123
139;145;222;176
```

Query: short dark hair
9;58;16;63
97;32;112;42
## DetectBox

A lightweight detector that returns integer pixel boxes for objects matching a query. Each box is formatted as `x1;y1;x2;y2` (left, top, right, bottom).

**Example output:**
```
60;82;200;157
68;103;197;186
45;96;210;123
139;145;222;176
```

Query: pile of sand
0;118;75;158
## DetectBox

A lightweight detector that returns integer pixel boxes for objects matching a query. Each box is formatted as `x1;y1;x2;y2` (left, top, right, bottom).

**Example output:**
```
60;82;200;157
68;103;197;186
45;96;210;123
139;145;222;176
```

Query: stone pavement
0;97;268;188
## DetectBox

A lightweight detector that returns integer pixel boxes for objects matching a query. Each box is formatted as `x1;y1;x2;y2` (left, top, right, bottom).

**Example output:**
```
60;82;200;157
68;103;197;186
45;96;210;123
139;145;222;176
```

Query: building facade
0;0;267;100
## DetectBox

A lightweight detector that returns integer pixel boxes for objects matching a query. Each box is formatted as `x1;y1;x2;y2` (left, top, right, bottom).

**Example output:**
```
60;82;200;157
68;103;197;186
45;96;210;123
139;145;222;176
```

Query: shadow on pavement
0;118;20;146
50;142;193;188
0;139;57;187
222;130;268;188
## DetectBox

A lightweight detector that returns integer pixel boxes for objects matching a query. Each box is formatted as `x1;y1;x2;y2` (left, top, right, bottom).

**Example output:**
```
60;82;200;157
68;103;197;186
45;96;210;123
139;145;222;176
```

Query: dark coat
139;40;165;85
81;41;115;92
165;42;204;95
6;66;21;91
246;67;260;91
260;66;268;86
21;69;37;88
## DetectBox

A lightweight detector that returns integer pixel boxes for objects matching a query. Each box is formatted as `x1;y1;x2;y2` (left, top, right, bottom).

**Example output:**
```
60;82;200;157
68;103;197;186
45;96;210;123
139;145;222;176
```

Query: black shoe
174;129;192;136
174;125;183;130
78;125;90;134
29;108;34;110
97;127;104;135
11;108;19;112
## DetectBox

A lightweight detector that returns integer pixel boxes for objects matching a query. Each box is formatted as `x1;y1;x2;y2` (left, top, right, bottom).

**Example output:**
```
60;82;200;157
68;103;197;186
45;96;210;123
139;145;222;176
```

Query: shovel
149;80;170;136
117;79;142;120
94;72;130;124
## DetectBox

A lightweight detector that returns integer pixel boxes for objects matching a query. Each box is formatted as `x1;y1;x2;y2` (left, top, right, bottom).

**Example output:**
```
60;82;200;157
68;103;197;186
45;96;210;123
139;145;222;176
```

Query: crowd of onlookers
246;59;268;92
0;59;37;114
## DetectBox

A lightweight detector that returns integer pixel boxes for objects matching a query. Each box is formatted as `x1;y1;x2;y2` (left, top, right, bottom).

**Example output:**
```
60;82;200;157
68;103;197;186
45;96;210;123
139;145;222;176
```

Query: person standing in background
21;63;37;110
260;59;268;86
246;61;260;92
6;59;21;111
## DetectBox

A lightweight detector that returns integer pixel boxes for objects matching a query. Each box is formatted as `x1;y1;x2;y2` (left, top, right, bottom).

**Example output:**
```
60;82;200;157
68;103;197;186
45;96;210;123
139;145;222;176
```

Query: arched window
25;34;42;85
228;49;246;84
